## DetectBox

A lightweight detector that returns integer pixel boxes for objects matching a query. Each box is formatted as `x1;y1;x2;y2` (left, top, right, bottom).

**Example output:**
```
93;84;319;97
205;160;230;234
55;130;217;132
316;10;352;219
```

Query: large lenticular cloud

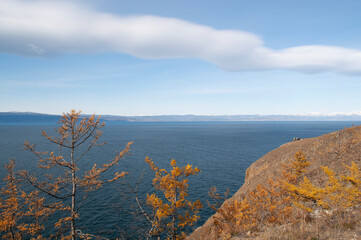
1;0;361;74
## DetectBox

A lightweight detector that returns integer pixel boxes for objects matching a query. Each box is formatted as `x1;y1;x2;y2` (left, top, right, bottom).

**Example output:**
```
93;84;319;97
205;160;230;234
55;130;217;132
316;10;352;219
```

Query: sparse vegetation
208;150;361;239
144;158;203;240
0;159;58;239
16;110;132;239
1;111;361;239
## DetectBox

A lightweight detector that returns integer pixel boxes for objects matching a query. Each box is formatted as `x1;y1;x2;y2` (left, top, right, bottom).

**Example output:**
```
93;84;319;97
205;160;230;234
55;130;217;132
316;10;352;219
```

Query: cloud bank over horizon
1;0;361;74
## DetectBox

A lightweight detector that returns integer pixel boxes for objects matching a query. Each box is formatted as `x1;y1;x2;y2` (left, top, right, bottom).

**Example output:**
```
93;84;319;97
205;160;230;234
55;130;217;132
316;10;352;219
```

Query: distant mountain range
0;112;61;123
1;112;361;123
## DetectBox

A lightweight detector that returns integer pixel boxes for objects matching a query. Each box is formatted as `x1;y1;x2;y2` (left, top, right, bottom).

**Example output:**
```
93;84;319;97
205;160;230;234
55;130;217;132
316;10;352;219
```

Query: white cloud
299;111;361;116
1;0;361;74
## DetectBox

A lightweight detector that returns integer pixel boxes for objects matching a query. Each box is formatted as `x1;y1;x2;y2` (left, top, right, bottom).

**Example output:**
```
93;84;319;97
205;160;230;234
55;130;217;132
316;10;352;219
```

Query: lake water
0;121;359;238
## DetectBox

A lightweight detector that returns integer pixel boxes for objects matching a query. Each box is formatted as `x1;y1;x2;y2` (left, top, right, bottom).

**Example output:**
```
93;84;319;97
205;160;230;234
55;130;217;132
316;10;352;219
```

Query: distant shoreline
2;112;361;123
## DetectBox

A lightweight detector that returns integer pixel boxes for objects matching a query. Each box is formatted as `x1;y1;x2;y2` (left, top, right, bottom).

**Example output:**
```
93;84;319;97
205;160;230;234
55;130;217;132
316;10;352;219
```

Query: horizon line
2;111;361;118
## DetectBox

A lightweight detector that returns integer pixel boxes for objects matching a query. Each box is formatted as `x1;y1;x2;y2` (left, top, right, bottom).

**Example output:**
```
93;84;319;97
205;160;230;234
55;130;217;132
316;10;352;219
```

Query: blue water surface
0;121;359;238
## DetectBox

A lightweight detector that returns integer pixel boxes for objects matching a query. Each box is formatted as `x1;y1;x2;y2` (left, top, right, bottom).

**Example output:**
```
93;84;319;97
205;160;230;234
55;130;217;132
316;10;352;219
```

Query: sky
1;0;361;116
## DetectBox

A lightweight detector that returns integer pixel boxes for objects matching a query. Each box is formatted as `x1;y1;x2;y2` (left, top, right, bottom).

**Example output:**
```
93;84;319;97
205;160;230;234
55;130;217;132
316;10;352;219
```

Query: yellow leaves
343;161;361;186
213;152;311;238
145;156;159;171
284;158;361;212
324;162;361;207
79;141;132;192
147;193;165;211
20;110;132;239
0;160;21;237
292;151;310;176
170;159;177;167
281;151;310;184
0;160;55;239
108;171;128;182
285;176;326;211
217;178;294;236
55;217;73;229
213;196;255;239
145;158;203;239
233;199;256;228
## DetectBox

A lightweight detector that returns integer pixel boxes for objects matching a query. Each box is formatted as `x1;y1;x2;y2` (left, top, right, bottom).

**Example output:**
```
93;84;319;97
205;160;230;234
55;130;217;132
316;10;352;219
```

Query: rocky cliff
188;125;361;240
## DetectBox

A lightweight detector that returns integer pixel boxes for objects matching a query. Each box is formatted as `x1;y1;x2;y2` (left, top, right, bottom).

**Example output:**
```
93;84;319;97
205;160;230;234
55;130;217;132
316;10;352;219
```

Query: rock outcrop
188;125;361;240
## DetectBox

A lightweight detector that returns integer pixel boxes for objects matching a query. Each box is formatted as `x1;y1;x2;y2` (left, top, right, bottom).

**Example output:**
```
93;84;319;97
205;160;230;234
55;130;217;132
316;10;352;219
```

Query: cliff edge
188;125;361;240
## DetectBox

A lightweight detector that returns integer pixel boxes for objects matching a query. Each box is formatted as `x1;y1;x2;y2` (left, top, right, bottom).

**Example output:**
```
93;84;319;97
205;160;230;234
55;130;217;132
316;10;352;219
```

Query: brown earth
188;125;361;240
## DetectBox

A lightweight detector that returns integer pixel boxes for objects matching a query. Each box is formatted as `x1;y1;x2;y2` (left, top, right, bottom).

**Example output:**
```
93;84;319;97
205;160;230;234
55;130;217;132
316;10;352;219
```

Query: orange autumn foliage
19;110;132;240
284;161;361;211
211;151;309;238
0;159;58;239
145;158;203;240
212;149;361;239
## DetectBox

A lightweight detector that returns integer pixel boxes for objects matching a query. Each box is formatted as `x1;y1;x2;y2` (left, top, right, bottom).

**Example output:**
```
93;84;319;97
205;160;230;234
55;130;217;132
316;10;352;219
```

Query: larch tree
144;157;203;240
284;161;361;211
0;159;57;239
210;151;310;239
19;110;132;239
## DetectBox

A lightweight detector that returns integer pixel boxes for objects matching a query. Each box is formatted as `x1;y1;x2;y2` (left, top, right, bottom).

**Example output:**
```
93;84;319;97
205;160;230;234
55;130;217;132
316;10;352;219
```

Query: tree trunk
71;167;76;240
71;134;76;240
172;187;178;240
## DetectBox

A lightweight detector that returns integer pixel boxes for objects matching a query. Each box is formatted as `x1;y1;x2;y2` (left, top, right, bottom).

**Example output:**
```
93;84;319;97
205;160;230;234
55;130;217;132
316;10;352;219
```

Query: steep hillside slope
189;125;361;239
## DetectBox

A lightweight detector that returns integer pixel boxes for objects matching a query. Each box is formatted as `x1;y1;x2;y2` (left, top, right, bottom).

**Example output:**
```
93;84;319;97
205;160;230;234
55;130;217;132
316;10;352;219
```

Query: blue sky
1;0;361;116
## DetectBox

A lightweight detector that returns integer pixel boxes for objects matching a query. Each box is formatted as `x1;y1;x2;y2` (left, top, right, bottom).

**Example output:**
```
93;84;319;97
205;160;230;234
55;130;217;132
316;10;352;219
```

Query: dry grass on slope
188;125;361;240
233;207;361;240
